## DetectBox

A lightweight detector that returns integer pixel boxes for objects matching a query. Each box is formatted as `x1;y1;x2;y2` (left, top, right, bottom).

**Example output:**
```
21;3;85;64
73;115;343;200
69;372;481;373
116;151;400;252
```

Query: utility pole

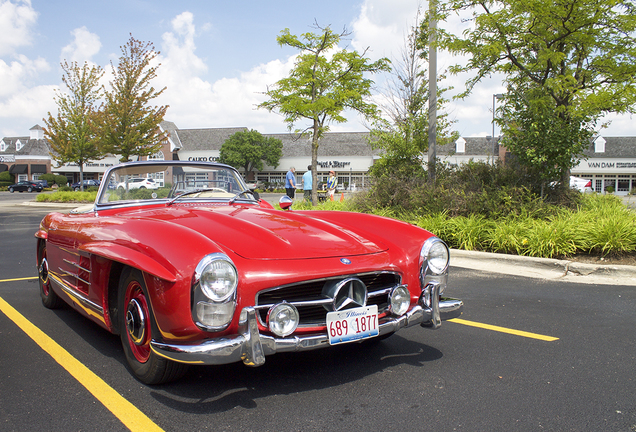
427;0;437;184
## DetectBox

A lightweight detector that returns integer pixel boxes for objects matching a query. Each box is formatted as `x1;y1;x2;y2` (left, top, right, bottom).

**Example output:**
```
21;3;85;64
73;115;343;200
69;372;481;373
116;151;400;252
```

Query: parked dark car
71;179;100;191
36;180;49;188
8;181;44;193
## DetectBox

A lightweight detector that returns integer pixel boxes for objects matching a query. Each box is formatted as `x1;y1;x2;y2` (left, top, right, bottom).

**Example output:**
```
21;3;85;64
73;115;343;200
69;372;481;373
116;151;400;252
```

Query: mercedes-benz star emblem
322;277;368;311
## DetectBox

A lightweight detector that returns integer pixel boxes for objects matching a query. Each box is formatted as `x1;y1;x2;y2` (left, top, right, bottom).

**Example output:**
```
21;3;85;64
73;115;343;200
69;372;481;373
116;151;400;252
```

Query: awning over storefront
9;164;28;174
31;164;47;173
0;164;7;172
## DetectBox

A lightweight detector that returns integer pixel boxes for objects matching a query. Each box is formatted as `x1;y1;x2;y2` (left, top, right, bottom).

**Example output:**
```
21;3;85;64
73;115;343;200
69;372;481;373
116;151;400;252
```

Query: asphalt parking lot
1;194;635;431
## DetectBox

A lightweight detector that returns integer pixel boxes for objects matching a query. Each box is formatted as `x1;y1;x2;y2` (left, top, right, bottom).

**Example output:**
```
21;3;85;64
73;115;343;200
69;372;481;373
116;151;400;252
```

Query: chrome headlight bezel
192;253;238;331
420;237;450;276
194;253;238;302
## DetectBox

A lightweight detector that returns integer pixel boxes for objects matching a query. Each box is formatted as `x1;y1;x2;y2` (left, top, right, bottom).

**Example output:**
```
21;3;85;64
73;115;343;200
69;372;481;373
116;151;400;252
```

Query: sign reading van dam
582;160;636;170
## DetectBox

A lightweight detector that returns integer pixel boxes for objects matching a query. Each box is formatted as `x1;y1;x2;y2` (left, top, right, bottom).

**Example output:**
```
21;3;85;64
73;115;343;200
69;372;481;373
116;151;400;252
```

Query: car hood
129;205;388;260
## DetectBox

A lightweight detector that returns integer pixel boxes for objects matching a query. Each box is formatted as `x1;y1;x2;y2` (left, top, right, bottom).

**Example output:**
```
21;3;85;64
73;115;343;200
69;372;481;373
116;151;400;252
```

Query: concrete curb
451;249;636;286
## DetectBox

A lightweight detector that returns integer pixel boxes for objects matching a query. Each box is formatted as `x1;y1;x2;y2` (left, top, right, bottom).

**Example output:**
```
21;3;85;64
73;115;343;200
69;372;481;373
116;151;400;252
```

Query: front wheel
38;243;63;309
118;268;187;384
8;187;13;193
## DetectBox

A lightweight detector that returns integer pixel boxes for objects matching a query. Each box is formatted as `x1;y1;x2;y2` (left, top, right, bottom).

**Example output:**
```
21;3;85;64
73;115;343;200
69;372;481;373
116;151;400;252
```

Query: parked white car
116;177;159;190
570;176;593;193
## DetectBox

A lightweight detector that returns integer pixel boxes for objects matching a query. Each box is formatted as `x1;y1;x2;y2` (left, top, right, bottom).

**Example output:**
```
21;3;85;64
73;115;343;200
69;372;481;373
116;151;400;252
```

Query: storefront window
618;175;630;192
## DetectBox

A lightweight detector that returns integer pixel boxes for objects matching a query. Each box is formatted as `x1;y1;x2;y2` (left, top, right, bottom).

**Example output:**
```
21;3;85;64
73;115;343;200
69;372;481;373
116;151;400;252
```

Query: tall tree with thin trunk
259;24;390;204
43;61;104;190
425;0;636;183
100;36;169;162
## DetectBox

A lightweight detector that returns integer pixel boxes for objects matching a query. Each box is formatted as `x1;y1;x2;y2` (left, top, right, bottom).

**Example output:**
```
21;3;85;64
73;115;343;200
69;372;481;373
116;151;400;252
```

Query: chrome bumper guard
151;285;463;367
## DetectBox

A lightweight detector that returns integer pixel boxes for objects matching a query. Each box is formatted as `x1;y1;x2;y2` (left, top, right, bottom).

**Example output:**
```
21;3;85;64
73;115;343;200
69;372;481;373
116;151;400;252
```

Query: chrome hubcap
39;258;49;284
125;299;146;345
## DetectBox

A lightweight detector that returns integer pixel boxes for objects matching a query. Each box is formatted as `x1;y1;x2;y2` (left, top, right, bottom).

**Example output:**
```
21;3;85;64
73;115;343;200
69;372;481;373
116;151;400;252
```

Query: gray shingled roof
264;132;381;157
582;137;636;158
1;136;51;156
176;127;248;151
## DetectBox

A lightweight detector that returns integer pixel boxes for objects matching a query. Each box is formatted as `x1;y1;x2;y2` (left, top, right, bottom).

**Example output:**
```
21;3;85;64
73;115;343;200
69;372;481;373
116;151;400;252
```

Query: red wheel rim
124;281;151;363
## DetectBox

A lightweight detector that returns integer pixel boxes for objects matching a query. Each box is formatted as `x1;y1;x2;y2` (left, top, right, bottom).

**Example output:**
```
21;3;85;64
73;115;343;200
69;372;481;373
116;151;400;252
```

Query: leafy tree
43;61;104;190
499;83;596;193
426;0;636;181
100;36;169;162
219;130;283;177
372;11;458;181
259;24;390;203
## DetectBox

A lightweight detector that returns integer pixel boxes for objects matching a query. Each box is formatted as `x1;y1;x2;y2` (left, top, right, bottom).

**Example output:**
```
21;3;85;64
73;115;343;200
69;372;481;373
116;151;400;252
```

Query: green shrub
0;171;15;183
36;191;96;203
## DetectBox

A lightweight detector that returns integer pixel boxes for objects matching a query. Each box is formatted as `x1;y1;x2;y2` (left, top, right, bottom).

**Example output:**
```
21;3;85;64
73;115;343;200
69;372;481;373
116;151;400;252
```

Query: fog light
196;301;235;328
390;286;411;316
268;303;299;337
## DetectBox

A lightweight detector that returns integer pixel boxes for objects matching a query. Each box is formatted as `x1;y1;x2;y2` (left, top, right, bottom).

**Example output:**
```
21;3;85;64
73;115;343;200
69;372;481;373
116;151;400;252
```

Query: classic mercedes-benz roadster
36;160;462;384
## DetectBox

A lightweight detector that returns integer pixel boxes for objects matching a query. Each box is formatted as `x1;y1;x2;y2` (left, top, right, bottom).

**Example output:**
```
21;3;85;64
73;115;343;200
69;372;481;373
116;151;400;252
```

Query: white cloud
0;84;57;135
155;11;294;132
351;0;422;62
0;0;38;56
60;26;102;64
0;54;50;98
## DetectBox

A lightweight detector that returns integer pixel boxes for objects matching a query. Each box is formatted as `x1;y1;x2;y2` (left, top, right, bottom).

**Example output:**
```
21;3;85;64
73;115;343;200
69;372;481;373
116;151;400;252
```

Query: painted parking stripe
0;276;38;282
449;318;559;341
0;296;164;432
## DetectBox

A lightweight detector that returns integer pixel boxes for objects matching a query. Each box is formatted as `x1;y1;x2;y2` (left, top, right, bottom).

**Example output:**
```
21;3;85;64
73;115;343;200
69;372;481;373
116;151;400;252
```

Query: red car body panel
37;202;427;341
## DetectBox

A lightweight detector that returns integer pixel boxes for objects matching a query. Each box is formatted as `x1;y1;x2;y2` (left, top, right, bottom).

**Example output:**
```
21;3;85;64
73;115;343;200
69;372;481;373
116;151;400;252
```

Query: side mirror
279;195;293;210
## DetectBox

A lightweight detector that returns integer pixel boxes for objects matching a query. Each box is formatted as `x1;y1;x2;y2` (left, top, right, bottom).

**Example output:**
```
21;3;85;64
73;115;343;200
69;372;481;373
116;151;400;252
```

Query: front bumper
151;285;463;367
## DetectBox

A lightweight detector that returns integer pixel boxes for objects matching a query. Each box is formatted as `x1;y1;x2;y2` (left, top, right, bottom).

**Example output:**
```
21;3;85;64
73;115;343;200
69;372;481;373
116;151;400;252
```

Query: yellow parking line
449;318;559;341
0;276;38;282
0;296;164;432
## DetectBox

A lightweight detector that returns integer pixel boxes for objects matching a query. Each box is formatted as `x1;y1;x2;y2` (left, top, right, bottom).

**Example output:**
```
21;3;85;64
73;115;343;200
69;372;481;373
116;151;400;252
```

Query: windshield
97;161;252;206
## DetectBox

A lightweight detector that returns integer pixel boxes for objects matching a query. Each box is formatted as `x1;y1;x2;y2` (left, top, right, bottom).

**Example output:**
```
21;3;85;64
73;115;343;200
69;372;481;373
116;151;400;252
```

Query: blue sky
1;0;633;140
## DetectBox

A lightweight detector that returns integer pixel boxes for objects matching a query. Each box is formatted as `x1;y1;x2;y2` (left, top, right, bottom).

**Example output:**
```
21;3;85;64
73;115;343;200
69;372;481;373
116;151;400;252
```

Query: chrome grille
255;272;401;327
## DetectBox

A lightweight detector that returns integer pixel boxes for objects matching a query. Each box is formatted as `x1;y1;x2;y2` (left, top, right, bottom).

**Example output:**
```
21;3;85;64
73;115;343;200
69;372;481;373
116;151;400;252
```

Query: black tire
118;268;188;384
38;242;63;309
8;187;13;193
27;187;33;192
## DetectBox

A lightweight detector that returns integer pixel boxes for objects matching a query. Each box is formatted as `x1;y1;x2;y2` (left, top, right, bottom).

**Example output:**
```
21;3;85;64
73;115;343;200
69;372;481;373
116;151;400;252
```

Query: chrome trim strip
49;273;104;315
59;268;91;286
62;258;92;274
151;298;463;366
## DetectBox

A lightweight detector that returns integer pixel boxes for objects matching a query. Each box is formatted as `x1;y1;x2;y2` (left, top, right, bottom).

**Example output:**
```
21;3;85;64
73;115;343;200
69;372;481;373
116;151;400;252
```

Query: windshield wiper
167;188;218;206
229;188;257;204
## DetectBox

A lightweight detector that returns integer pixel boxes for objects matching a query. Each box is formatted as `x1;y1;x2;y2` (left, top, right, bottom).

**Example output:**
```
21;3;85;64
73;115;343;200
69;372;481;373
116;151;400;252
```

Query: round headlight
421;238;449;275
195;254;238;302
390;285;411;316
268;303;299;337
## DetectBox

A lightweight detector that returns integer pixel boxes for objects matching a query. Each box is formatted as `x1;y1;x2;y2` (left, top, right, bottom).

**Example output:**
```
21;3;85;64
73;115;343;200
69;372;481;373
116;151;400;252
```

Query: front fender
80;242;177;282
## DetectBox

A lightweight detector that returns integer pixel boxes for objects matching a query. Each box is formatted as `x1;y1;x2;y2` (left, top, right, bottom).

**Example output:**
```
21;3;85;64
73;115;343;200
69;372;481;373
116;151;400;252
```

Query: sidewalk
451;249;636;286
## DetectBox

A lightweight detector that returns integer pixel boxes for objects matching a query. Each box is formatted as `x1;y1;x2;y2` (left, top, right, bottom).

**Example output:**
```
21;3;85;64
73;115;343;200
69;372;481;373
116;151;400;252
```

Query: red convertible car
36;160;462;384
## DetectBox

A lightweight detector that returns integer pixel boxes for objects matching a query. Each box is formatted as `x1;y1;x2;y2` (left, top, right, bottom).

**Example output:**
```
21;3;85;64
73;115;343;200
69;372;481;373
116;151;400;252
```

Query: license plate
326;305;379;345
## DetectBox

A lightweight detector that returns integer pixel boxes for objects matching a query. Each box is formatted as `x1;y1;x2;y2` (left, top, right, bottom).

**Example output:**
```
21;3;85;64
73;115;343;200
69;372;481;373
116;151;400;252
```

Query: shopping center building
1;122;635;194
